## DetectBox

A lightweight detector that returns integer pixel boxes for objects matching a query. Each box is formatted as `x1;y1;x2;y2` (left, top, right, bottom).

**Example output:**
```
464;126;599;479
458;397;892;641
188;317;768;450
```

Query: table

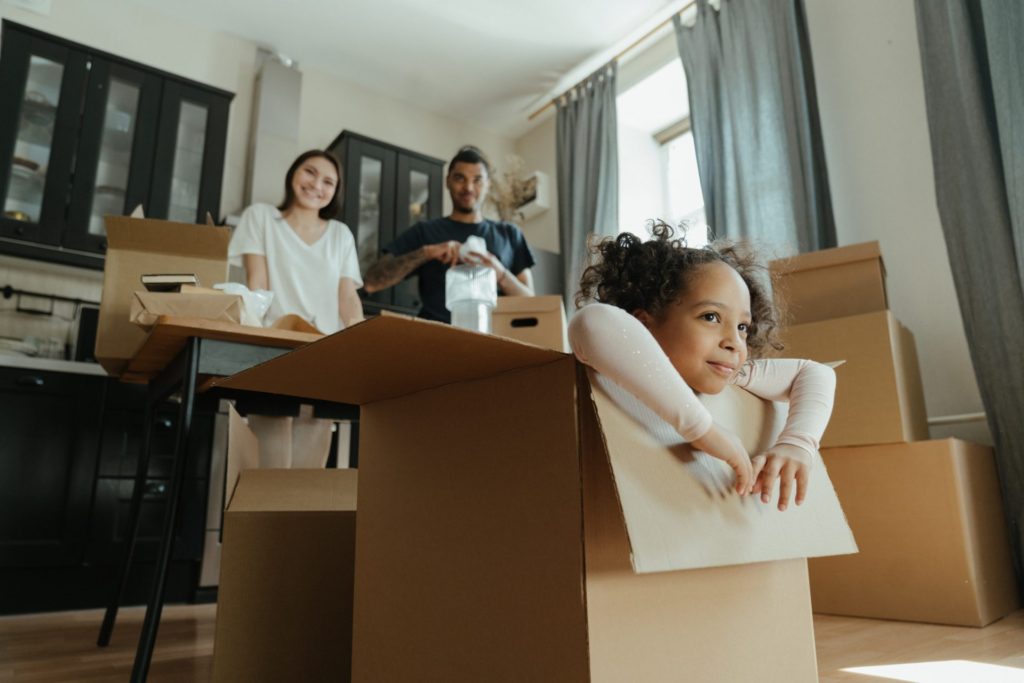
95;316;330;682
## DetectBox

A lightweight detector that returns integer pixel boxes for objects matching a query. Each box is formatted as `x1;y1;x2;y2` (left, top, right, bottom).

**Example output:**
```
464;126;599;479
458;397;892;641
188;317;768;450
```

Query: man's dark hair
447;145;490;177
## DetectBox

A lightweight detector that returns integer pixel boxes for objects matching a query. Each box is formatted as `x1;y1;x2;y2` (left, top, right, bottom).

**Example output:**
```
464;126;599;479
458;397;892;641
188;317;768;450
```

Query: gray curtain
673;0;834;252
556;64;619;308
915;0;1024;589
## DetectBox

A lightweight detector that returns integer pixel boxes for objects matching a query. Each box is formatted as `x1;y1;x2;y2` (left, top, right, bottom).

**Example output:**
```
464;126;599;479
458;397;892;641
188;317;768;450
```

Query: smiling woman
227;148;364;468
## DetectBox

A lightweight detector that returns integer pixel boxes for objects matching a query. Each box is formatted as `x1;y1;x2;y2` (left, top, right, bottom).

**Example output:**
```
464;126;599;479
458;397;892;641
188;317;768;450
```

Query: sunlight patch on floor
844;660;1024;683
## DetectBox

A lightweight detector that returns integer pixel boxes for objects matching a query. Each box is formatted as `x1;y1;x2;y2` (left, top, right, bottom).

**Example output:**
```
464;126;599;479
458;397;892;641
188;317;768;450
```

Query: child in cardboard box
569;223;836;510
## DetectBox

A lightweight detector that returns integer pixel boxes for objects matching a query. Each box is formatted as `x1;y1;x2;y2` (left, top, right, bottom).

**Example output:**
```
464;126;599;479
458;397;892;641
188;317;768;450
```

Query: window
617;58;707;247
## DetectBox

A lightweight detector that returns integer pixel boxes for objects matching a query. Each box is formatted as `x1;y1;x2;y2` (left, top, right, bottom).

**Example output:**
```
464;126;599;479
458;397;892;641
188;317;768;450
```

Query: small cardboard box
777;310;929;447
809;439;1019;626
215;316;855;682
213;464;357;683
96;215;230;375
492;294;569;351
771;241;887;325
128;291;243;329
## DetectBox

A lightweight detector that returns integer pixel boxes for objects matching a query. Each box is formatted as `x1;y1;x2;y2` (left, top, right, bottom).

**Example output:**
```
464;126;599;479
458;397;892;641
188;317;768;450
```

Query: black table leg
129;337;200;682
97;382;158;647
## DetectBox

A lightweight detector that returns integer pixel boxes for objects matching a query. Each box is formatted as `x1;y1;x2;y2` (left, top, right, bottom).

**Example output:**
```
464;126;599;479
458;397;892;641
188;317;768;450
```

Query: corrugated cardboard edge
770;241;885;277
891;320;930;441
950;439;1021;626
583;368;857;574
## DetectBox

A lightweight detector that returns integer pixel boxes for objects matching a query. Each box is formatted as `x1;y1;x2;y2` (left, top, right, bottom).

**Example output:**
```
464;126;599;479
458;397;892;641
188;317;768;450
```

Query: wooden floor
1;606;1023;681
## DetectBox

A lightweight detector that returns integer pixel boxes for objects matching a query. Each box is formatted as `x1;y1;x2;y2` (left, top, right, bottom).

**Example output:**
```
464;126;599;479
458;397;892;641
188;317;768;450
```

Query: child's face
638;261;751;394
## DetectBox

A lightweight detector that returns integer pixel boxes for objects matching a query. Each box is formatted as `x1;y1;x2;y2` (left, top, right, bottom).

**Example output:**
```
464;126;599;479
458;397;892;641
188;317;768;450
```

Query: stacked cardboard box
771;243;1019;626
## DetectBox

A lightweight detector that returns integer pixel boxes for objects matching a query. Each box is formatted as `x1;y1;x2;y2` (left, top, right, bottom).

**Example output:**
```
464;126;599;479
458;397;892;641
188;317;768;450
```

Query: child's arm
733;359;836;509
569;303;753;494
733;359;836;456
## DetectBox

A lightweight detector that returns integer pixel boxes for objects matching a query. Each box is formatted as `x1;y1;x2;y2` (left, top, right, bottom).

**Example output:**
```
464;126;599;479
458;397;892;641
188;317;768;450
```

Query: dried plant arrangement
486;155;537;222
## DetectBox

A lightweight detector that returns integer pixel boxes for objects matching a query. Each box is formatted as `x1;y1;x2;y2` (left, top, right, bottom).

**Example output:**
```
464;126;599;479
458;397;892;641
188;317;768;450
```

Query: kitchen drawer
87;476;208;565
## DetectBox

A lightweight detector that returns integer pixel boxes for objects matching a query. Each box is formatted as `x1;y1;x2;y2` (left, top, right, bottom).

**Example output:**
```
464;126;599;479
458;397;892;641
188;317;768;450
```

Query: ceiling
127;0;684;138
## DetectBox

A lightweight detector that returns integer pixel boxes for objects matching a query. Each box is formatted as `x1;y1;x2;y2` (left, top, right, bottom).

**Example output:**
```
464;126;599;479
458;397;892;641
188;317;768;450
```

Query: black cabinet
0;367;105;567
0;370;216;614
0;21;232;269
328;131;444;313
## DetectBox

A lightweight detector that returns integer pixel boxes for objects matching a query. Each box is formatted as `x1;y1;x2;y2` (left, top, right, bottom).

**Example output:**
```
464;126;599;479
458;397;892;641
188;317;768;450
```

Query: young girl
569;223;835;511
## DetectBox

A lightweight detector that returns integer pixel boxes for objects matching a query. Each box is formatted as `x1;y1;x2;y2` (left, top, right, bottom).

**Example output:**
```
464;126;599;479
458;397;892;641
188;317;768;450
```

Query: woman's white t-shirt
228;203;362;334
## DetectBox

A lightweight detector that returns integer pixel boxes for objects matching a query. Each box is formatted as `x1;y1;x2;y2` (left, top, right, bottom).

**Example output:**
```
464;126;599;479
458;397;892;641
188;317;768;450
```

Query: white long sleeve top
568;303;836;457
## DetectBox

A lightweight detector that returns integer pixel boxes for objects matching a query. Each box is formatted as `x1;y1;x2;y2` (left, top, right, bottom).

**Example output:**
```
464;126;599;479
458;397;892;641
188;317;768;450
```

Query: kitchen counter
0;353;108;377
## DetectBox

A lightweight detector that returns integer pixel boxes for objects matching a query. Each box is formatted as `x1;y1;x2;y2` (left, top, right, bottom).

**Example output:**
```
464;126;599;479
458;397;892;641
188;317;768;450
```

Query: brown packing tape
129;291;243;329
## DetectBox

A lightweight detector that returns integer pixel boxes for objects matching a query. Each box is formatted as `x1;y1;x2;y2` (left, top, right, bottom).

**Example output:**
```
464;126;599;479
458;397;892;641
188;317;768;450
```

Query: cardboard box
96;215;230;375
777;310;929;447
809;439;1019;626
216;316;856;682
771;241;887;325
128;291;243;329
213;464;357;683
492;294;569;351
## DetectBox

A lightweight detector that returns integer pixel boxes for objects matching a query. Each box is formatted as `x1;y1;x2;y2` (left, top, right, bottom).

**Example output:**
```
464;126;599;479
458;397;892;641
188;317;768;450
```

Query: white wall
804;0;989;442
513;115;559;253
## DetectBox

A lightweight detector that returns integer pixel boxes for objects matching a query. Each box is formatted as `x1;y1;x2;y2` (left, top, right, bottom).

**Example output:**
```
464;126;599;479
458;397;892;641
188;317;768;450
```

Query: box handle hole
510;317;539;328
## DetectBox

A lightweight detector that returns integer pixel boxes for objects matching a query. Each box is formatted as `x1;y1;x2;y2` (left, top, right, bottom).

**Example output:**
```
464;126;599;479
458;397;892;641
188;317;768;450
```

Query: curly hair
575;221;783;356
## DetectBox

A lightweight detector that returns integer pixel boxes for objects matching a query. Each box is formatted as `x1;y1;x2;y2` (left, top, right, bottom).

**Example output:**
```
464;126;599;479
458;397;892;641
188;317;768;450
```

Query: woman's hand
690;423;753;495
750;444;813;511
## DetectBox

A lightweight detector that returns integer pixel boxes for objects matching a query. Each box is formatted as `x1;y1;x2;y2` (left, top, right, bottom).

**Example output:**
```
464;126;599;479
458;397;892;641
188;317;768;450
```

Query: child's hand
690;423;753;495
750;444;814;511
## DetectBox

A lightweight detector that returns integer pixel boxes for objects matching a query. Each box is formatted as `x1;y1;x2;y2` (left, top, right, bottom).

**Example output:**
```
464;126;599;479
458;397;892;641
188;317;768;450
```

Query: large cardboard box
492;294;569;351
771;241;886;325
778;310;929;447
809;439;1019;626
96;215;230;375
216;316;856;682
213;465;358;682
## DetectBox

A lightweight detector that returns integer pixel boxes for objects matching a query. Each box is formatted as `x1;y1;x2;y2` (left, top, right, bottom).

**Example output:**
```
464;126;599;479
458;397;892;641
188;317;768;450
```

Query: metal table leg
129;337;200;682
97;382;157;646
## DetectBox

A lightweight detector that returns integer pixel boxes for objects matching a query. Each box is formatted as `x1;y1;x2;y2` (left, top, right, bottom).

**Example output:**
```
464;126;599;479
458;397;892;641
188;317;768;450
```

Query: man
363;146;535;322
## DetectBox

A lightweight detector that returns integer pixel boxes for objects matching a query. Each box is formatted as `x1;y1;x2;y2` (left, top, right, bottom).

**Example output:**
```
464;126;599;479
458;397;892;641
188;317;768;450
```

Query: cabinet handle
15;225;25;236
15;375;44;388
144;481;167;496
157;418;173;429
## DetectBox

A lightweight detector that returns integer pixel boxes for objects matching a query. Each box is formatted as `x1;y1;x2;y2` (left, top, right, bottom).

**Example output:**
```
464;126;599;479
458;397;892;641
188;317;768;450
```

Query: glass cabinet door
394;155;443;312
339;137;396;308
0;29;87;245
149;81;229;224
65;61;160;252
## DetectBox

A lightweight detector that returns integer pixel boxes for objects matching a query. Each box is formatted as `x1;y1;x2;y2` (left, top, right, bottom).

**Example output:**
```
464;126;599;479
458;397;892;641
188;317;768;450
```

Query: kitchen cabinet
0;370;217;614
328;131;444;313
0;367;104;567
0;21;231;269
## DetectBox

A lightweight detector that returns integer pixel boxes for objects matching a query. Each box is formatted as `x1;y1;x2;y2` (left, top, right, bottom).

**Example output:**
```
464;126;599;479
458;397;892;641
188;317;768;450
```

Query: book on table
140;273;199;292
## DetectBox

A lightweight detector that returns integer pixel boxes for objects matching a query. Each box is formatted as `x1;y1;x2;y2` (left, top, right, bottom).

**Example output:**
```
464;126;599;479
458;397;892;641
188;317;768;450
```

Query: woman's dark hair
576;221;783;356
447;145;490;177
278;149;343;220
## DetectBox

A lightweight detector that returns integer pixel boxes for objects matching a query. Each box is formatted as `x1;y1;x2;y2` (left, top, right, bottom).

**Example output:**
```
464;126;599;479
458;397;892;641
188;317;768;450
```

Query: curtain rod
527;0;697;122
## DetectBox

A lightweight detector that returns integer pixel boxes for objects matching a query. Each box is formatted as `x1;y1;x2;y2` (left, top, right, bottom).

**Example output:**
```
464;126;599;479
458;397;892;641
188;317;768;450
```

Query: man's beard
452;200;476;214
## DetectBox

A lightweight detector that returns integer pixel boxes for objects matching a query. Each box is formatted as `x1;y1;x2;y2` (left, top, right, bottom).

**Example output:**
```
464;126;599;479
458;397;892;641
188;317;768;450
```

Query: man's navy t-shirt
383;217;536;323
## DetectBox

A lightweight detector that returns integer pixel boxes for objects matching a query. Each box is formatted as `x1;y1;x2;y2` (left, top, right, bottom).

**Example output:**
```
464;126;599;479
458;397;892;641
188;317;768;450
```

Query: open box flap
212;315;566;405
584;369;857;574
